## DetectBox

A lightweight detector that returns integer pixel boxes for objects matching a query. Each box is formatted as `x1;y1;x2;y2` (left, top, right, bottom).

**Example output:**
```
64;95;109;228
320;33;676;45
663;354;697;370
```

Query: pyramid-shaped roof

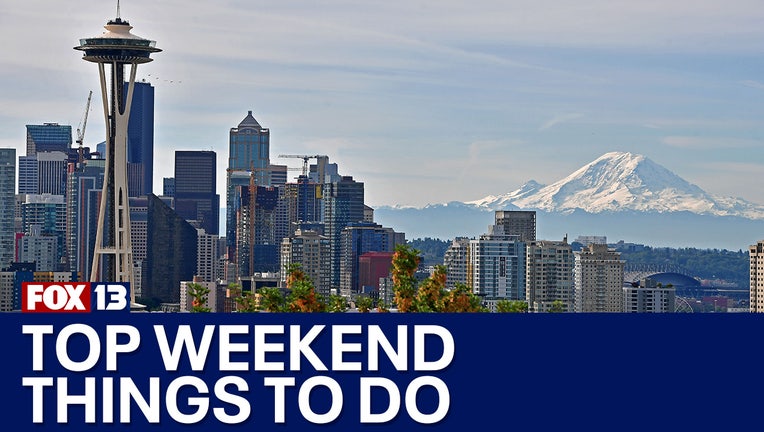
238;110;261;129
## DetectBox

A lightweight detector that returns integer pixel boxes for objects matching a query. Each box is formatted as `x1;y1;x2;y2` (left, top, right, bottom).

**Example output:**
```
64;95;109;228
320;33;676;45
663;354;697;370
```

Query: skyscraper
444;237;470;290
227;111;270;256
18;225;59;272
143;194;197;303
174;150;220;235
284;175;323;231
468;224;526;306
66;160;104;280
26;123;72;156
526;238;574;312
280;229;331;297
234;184;279;276
17;156;38;195
323;176;365;289
125;81;155;196
21;194;67;268
574;243;625;312
18;151;68;196
339;222;401;297
494;210;536;242
196;229;219;283
0;149;16;269
75;11;160;297
228;111;270;173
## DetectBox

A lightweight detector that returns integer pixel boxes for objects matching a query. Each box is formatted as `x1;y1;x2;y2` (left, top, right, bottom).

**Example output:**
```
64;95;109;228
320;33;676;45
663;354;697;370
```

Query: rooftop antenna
116;0;121;19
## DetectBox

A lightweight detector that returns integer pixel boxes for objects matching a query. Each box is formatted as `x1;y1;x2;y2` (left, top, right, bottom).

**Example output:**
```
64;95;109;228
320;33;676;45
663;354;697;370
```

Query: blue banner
1;312;759;431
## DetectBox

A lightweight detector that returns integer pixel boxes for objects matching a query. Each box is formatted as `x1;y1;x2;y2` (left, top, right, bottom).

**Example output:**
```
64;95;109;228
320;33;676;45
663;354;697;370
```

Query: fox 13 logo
21;283;129;313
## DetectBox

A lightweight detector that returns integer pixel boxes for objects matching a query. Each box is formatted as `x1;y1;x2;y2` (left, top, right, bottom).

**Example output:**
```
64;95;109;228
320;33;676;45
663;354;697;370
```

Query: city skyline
1;1;763;209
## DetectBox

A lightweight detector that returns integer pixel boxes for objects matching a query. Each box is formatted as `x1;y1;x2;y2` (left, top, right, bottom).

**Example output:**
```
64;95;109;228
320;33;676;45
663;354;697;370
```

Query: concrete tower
75;5;160;304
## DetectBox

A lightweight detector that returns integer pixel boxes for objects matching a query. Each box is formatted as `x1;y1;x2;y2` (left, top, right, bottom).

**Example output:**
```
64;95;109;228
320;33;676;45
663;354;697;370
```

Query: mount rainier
374;152;764;250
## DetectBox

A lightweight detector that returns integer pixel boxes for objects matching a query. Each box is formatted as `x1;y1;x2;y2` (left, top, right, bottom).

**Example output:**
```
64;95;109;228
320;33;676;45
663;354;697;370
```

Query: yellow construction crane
277;154;328;177
76;90;93;163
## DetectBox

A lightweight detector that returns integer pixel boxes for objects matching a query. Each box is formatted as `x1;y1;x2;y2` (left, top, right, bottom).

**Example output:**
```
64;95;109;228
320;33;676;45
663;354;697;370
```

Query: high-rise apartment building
323;176;365;289
0;271;15;312
444;237;470;290
125;81;155;196
468;225;526;304
0;149;15;269
526;238;574;312
196;229;219;283
574;243;625;312
174;150;220;235
280;229;331;297
0;263;34;312
623;278;675;313
21;194;67;267
750;240;764;312
494;210;536;242
18;225;59;272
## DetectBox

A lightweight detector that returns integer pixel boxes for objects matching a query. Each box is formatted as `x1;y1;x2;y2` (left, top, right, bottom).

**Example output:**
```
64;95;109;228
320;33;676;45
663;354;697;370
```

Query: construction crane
277;154;328;177
76;90;93;164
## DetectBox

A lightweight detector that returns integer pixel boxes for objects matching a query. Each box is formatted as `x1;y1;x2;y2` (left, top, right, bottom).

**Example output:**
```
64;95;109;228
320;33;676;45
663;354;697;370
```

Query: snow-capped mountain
374;151;764;249
466;151;764;219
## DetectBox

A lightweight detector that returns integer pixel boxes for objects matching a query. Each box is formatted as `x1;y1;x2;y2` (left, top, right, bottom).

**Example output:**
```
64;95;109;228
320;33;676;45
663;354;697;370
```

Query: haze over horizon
2;0;763;211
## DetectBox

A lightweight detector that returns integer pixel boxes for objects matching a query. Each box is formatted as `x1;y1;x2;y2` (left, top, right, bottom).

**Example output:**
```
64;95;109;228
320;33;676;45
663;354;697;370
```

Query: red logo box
22;283;91;313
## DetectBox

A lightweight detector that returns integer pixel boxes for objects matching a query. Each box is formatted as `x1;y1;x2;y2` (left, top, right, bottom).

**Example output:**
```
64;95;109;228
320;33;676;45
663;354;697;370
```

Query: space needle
75;1;160;306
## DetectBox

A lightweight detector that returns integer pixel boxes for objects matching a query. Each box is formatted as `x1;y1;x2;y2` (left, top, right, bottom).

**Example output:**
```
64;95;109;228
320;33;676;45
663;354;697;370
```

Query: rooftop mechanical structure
75;6;160;306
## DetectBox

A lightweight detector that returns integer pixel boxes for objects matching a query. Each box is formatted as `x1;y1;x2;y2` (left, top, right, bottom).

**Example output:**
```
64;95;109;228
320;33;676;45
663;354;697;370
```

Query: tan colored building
750;241;764;312
526;238;574;312
574;243;625;312
280;229;331;297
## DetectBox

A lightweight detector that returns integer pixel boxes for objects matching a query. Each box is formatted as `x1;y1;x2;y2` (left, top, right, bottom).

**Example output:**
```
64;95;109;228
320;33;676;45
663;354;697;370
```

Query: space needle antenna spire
116;0;121;19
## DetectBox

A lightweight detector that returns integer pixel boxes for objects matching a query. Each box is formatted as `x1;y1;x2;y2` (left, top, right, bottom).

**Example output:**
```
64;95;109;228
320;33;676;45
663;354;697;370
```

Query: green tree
187;283;211;313
392;244;420;312
496;299;528;313
287;279;326;312
283;263;326;312
328;295;348;313
376;301;390;313
442;283;485;312
356;296;374;313
391;245;487;313
415;265;447;312
548;300;566;313
258;287;286;312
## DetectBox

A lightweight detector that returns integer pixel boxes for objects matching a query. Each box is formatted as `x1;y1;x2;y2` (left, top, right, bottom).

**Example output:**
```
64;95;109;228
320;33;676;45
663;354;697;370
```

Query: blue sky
1;0;763;207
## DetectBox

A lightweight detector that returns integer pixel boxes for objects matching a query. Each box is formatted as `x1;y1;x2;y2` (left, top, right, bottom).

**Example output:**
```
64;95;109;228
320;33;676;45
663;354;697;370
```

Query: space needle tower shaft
74;3;160;305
